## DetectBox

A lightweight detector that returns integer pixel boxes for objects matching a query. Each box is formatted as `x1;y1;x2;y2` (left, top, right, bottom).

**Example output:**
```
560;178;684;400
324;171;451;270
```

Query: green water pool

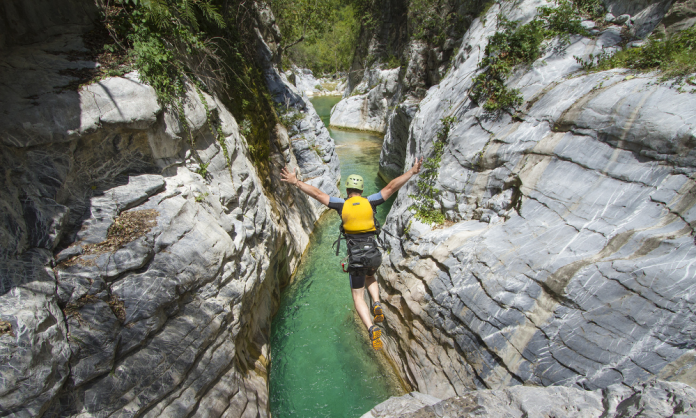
269;96;404;417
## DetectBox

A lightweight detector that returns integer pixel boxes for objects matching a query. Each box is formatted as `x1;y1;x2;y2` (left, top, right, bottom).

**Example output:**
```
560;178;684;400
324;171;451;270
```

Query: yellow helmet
346;174;364;191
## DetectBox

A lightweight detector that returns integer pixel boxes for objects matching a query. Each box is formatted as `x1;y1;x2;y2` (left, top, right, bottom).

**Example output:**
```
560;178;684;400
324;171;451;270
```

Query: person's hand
410;157;423;175
280;166;299;186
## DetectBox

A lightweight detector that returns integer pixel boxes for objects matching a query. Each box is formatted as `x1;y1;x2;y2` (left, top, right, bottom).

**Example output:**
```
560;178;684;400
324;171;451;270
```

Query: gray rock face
287;67;347;97
604;0;673;38
329;67;401;133
378;99;419;181
367;380;696;418
658;0;696;35
287;66;321;95
0;1;340;416
334;0;485;139
361;391;442;418
376;0;696;401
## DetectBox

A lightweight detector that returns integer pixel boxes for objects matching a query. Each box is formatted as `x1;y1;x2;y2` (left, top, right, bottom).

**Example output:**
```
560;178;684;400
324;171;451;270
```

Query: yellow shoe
372;301;384;323
369;325;383;351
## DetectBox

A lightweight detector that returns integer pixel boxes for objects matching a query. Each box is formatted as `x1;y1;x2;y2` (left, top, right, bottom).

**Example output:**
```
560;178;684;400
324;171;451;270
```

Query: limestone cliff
0;1;339;416
375;0;696;405
362;380;696;418
330;0;488;169
329;0;409;134
330;67;401;133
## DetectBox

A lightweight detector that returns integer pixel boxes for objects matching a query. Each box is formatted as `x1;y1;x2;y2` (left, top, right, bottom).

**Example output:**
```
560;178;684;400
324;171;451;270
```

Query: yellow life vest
341;196;376;234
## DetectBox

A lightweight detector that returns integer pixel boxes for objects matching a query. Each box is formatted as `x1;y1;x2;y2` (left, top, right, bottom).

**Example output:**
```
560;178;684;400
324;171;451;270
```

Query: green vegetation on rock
410;0;452;44
385;55;402;69
103;0;225;107
409;116;456;225
275;102;305;127
470;0;600;115
99;0;280;176
577;26;696;85
572;0;605;19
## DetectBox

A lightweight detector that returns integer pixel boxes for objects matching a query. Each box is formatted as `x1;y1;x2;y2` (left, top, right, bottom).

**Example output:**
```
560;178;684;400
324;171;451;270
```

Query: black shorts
349;268;377;289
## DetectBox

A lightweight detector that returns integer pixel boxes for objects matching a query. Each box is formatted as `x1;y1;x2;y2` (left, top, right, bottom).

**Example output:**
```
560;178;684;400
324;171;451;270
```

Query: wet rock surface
375;0;696;403
0;1;340;416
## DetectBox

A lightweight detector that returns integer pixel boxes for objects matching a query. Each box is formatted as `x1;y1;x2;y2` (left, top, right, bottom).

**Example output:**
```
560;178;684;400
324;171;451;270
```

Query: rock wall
345;0;409;95
329;0;489;172
329;67;400;133
376;0;696;402
285;66;346;97
0;0;98;50
0;1;340;416
328;0;410;134
378;98;419;181
362;380;696;418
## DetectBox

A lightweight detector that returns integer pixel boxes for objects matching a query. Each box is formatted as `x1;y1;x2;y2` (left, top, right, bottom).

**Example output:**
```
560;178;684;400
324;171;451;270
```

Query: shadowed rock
0;0;340;416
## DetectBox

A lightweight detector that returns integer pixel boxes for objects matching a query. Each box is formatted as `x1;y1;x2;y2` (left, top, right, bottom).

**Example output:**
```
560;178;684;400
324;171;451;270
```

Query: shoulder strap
372;206;383;246
333;224;346;256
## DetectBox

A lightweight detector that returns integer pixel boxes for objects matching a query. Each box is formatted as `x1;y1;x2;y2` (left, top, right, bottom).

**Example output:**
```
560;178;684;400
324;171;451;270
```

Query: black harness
333;215;384;275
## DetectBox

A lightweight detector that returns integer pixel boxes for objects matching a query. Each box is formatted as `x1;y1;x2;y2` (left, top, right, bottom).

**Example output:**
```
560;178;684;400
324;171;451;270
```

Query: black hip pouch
345;234;382;275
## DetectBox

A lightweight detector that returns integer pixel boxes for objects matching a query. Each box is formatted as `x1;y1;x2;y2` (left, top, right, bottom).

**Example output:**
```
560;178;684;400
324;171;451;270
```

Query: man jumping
280;158;422;350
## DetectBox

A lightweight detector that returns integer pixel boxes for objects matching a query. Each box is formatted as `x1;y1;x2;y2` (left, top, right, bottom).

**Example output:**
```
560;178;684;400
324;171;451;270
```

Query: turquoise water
269;96;403;418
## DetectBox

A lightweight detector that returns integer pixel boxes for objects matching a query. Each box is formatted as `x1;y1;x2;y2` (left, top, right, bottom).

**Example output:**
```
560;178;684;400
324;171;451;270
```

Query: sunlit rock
376;0;696;402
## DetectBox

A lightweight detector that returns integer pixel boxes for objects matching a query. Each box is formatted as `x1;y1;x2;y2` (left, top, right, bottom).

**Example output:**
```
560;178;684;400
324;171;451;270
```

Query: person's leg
365;274;385;322
351;287;373;329
351;273;382;350
365;275;379;304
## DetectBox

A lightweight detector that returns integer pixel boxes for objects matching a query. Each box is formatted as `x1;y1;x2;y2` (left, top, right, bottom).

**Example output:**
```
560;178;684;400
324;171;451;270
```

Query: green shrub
409;116;456;225
578;26;696;84
240;119;253;138
196;162;210;178
102;0;231;175
99;0;279;177
469;17;545;113
275;103;305;127
470;0;594;115
538;0;589;43
573;0;605;19
385;55;401;69
409;0;450;44
104;0;226;107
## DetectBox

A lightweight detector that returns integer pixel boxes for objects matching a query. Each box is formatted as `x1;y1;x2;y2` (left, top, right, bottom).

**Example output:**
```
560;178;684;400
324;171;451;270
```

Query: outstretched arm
280;166;330;206
380;157;423;200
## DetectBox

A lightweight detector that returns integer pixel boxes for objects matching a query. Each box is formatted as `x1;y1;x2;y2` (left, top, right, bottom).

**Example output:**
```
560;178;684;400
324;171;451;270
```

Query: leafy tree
270;0;336;53
286;5;358;74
